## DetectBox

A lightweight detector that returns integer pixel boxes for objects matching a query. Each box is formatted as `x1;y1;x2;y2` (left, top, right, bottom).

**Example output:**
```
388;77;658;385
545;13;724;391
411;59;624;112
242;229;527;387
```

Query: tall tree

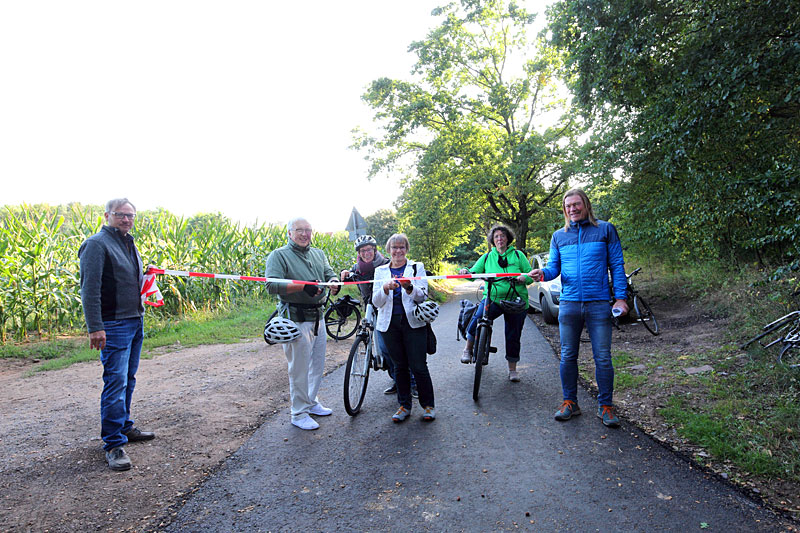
354;0;582;252
547;0;800;270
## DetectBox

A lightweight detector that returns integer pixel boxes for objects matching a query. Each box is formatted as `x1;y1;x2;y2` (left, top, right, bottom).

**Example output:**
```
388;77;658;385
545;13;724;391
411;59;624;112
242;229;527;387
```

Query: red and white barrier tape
140;273;164;307
146;267;526;286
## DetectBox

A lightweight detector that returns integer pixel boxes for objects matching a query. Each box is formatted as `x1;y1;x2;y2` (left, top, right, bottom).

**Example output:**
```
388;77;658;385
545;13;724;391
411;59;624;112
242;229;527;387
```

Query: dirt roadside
1;293;797;531
0;339;352;532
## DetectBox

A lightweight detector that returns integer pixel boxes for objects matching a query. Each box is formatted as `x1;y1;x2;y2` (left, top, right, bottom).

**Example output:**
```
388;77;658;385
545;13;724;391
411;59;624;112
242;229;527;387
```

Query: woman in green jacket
459;225;532;382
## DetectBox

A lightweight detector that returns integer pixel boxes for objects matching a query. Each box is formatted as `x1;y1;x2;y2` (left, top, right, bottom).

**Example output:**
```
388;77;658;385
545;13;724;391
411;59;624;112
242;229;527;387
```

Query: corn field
0;204;353;343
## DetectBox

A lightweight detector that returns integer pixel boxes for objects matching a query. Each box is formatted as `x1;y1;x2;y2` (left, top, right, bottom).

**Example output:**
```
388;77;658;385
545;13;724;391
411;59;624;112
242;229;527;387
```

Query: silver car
527;253;561;324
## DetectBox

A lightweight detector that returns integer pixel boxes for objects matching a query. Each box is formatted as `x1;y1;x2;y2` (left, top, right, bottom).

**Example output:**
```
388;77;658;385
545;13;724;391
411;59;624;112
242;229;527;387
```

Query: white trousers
282;321;327;420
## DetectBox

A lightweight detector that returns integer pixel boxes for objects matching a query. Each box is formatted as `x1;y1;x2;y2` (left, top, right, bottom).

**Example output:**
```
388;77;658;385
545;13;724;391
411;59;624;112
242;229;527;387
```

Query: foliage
364;208;398;249
355;0;583;258
0;204;351;343
546;0;800;271
397;169;477;271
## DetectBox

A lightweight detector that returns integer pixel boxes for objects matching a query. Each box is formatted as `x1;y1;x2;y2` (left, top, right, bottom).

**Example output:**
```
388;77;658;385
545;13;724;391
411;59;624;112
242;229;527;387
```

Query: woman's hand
383;280;399;294
458;268;470;275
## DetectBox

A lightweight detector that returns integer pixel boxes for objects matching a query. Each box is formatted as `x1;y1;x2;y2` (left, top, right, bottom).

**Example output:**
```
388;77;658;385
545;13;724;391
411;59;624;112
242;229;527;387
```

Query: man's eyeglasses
112;212;136;220
292;228;313;234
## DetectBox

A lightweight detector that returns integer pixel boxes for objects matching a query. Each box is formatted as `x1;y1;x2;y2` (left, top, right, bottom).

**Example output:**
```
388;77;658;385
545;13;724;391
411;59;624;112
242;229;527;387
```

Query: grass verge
1;297;276;374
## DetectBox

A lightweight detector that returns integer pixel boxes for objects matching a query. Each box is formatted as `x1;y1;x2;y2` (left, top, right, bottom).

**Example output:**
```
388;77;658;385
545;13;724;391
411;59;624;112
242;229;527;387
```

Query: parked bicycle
740;310;800;368
341;273;391;415
323;289;361;340
614;267;659;336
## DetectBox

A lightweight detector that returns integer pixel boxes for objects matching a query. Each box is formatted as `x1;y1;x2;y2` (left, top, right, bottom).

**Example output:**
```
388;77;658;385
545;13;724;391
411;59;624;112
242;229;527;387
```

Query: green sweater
264;240;337;322
468;246;532;306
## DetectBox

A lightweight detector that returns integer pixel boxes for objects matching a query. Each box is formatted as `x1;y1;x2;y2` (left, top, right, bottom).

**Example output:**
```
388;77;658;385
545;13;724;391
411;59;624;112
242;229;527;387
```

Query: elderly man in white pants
265;217;339;430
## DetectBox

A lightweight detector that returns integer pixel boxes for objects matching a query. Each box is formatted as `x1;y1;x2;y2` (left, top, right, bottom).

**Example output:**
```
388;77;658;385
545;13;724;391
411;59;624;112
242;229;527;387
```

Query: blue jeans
381;313;433;410
100;317;144;451
558;301;614;406
466;301;527;362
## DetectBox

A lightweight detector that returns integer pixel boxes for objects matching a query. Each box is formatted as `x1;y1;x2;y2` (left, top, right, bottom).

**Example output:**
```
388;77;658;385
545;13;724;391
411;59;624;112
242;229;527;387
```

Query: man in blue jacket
79;198;155;471
530;188;629;427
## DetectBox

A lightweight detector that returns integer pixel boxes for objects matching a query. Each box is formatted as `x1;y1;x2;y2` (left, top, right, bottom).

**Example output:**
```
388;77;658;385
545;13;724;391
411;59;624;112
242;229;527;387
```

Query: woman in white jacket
372;233;435;422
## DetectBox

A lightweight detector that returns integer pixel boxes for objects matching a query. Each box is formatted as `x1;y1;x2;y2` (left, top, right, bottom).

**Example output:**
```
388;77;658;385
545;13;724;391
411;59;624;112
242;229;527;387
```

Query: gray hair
287;217;310;232
385;233;410;252
105;198;135;213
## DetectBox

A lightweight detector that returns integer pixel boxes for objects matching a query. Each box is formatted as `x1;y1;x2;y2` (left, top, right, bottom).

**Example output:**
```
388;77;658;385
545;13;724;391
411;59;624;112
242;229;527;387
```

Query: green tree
547;0;800;271
355;0;582;254
364;209;398;249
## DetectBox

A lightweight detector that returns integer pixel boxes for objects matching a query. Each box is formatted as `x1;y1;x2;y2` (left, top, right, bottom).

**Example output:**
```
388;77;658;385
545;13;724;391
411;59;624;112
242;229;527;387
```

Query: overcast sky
1;1;552;233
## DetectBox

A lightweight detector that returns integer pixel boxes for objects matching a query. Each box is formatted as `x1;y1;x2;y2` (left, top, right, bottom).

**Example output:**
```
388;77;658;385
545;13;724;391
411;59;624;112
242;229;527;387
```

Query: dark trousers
382;313;434;410
467;301;527;362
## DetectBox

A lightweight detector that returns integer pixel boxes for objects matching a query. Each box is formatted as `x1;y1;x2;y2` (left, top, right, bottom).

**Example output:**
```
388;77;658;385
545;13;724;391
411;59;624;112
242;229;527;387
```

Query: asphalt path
166;284;792;532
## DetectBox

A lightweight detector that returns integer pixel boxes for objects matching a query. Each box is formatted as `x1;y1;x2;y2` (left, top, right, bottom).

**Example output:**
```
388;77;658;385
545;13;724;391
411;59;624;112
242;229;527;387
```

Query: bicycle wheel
633;294;660;336
473;326;490;401
344;335;371;415
325;304;361;340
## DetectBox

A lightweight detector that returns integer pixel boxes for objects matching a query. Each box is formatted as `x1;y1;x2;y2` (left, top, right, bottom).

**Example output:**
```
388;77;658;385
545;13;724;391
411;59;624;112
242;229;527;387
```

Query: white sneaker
509;370;520;382
291;415;319;430
460;349;472;364
309;403;333;416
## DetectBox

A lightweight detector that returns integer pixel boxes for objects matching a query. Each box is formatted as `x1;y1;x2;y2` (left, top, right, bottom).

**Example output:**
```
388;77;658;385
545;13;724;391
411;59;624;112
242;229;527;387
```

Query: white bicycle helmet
263;317;301;345
413;300;440;323
354;234;378;251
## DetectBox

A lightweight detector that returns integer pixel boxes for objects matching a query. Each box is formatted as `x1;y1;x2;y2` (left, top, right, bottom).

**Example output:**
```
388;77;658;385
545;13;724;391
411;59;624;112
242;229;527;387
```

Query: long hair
562;188;598;231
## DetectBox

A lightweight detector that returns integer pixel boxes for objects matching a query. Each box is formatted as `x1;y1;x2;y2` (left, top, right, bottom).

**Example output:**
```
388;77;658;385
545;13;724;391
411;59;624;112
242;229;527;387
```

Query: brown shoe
124;428;155;442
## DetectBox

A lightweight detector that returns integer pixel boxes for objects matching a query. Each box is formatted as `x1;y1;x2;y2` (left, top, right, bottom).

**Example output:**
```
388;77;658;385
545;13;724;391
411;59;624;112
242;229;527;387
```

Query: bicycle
342;274;389;415
740;310;800;368
467;277;500;401
615;267;659;336
323;289;361;340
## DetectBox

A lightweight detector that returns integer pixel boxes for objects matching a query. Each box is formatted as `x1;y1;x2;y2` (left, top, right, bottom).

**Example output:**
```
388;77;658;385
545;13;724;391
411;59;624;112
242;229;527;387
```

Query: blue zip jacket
541;218;627;302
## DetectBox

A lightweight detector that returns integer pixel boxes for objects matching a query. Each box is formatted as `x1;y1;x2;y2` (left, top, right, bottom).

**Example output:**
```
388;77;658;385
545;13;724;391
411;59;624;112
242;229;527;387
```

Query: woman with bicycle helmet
373;233;435;423
459;224;532;382
340;235;418;396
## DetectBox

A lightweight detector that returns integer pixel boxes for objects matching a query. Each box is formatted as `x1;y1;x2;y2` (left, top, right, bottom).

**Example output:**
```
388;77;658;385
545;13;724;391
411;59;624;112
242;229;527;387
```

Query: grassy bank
606;261;800;507
0;297;277;374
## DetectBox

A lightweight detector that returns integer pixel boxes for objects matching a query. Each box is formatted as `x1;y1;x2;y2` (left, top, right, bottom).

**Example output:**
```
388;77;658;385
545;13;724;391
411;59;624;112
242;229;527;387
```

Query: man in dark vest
79;198;155;471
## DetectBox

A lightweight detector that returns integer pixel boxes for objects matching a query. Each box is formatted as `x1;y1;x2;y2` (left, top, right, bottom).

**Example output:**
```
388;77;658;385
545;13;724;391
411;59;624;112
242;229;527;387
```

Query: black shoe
411;386;419;399
124;428;155;442
383;383;397;394
106;447;131;471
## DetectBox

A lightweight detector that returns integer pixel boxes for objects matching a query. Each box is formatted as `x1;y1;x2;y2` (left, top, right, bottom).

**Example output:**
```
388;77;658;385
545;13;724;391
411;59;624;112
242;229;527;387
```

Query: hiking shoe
392;406;410;423
309;403;332;416
383;383;397;395
106;447;132;471
291;415;320;430
597;405;620;428
508;370;520;382
124;427;155;442
422;406;436;421
460;349;472;364
411;385;419;399
554;400;581;421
